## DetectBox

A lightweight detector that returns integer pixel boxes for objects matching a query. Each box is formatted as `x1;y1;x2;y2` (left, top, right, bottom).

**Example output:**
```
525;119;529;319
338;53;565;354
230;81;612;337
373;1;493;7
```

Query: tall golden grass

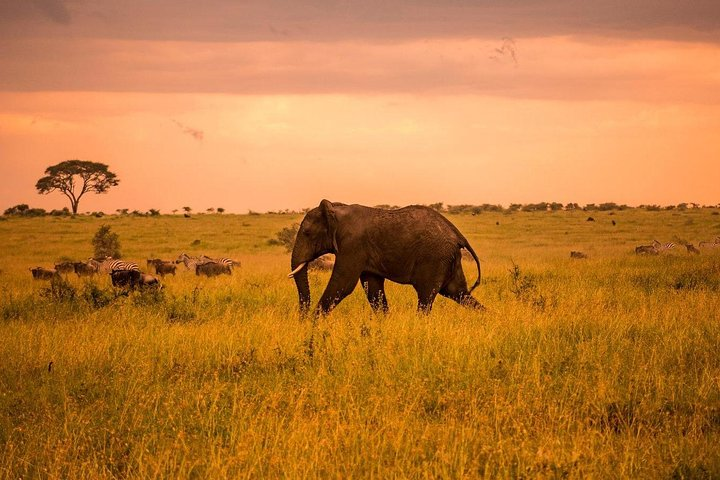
1;209;719;478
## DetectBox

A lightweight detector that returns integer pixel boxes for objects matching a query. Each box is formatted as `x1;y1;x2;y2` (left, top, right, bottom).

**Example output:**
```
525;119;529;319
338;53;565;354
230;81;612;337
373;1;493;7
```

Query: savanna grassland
1;209;719;479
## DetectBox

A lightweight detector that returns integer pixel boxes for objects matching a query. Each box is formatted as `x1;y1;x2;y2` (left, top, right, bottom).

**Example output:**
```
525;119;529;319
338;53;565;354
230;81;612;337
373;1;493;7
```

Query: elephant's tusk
288;263;307;278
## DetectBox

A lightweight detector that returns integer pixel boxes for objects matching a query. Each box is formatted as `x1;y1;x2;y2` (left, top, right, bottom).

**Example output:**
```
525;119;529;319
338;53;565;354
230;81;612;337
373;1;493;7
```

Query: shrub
81;282;116;309
508;263;548;310
92;224;122;259
40;276;77;302
268;224;299;252
3;204;47;217
50;207;71;216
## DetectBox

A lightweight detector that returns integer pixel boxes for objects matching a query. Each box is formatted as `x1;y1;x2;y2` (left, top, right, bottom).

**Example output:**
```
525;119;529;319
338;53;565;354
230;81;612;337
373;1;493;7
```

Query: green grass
1;210;719;478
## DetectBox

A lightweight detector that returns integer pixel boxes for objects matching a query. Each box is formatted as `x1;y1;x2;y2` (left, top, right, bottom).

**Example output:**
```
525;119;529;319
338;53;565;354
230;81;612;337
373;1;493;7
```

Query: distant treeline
376;202;718;213
3;202;719;218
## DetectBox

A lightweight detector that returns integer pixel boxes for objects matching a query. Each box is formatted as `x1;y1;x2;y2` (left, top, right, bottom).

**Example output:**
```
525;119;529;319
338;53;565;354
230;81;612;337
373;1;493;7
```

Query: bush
81;282;116;309
92;224;122;259
508;263;548;311
3;204;47;217
268;224;299;252
50;208;71;216
40;277;77;302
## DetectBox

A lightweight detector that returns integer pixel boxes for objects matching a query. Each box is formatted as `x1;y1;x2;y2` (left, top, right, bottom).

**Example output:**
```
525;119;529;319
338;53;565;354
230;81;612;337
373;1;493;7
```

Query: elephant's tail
463;242;482;293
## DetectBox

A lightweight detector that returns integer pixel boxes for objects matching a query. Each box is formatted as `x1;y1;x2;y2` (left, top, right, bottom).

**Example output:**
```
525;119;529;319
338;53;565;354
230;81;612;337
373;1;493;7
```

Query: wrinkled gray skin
290;200;484;316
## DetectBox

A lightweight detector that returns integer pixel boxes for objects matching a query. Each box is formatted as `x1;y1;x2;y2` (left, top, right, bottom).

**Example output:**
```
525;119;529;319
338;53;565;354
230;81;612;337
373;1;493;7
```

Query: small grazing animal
154;261;177;276
54;261;75;275
30;267;59;280
73;261;97;277
635;245;659;255
195;261;231;277
110;270;162;289
309;255;335;271
685;244;701;255
570;251;588;259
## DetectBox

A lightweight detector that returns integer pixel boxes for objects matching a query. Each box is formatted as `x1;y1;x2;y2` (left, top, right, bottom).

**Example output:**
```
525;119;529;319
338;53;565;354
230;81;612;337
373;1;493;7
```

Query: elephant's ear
320;199;339;252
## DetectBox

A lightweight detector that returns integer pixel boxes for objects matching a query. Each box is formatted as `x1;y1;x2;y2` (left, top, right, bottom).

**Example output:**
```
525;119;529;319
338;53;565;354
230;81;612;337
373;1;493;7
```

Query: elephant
288;200;484;316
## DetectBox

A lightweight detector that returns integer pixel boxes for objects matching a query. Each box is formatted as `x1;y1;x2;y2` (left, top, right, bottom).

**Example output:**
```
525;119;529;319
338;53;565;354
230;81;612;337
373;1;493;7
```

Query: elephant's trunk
290;249;311;314
292;265;311;315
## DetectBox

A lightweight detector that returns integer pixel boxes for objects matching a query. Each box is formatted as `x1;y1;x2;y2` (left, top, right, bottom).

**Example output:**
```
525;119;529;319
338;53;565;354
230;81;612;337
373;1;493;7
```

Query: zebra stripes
635;240;676;255
89;257;140;273
176;253;203;270
177;253;238;270
652;240;676;252
200;255;238;269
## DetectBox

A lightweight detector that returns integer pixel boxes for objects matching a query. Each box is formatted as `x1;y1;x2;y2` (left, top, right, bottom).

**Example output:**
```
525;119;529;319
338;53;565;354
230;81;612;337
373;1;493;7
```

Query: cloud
1;36;719;104
31;0;71;25
2;1;720;43
172;119;204;141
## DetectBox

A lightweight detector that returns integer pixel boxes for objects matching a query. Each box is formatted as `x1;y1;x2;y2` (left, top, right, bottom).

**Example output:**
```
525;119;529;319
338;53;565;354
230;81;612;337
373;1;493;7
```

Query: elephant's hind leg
414;285;439;314
360;272;389;313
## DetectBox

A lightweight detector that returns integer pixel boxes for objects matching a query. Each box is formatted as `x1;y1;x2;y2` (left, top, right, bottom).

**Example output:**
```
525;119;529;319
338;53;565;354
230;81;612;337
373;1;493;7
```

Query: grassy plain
1;209;719;478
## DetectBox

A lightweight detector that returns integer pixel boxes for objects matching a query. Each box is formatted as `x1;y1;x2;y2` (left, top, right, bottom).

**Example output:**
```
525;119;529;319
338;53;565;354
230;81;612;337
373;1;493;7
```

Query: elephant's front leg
315;260;363;316
360;272;388;313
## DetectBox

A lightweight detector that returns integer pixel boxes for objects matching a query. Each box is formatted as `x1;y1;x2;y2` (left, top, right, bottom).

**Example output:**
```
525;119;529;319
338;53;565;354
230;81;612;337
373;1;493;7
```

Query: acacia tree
35;160;119;214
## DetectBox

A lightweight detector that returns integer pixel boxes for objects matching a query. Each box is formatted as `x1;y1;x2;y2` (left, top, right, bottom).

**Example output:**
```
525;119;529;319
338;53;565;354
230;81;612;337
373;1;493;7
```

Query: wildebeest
586;217;595;222
54;261;75;275
195;261;231;277
570;251;588;259
30;267;59;280
73;261;98;277
139;273;161;288
110;269;162;289
147;258;163;269
153;261;177;276
309;255;335;271
635;245;659;255
685;243;701;255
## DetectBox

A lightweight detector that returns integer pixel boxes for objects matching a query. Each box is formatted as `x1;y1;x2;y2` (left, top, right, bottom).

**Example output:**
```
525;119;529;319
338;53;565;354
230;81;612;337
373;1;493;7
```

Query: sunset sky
1;0;719;213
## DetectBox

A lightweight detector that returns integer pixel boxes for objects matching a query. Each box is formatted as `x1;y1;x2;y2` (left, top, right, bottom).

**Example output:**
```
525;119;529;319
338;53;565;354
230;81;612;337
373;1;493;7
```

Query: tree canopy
35;160;119;214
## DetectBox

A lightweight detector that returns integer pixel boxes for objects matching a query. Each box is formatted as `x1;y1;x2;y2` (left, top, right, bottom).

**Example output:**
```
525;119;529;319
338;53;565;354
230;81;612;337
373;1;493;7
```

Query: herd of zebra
635;237;720;256
27;236;720;285
29;253;241;288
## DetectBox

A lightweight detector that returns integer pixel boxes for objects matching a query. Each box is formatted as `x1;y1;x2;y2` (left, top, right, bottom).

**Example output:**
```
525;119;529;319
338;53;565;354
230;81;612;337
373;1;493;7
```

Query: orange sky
1;1;719;212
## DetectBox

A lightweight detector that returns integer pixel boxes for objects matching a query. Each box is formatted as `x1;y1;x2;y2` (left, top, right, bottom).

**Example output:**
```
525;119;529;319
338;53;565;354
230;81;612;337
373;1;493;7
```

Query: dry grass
1;210;719;478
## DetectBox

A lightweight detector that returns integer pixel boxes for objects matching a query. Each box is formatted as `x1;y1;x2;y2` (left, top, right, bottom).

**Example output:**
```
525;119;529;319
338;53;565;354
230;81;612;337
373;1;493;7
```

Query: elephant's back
387;205;466;239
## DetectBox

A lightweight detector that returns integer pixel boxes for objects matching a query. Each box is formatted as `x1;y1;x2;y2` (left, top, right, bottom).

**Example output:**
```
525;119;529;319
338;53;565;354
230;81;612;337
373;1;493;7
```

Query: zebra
176;253;206;270
652;240;676;253
199;254;239;269
89;257;140;273
699;237;720;248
